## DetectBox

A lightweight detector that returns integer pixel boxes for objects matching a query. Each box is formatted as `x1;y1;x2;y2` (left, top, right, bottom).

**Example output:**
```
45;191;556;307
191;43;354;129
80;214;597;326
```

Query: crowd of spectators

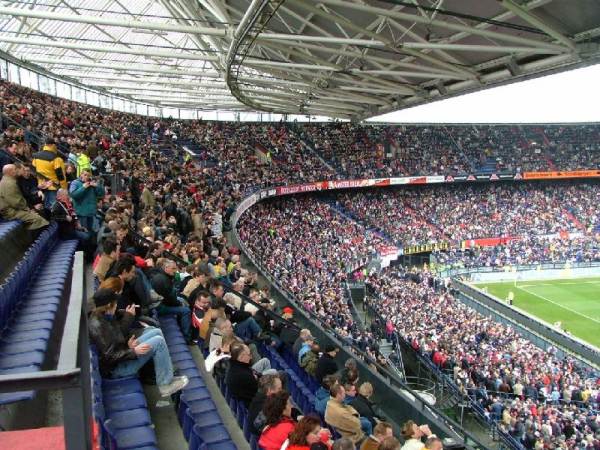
331;181;600;249
300;123;600;178
366;267;599;450
238;196;386;361
1;79;442;450
3;76;600;450
434;236;600;269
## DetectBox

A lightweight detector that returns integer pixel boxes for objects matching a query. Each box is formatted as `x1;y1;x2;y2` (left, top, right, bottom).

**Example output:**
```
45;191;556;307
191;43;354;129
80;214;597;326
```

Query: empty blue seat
104;420;157;450
104;392;147;414
189;424;230;447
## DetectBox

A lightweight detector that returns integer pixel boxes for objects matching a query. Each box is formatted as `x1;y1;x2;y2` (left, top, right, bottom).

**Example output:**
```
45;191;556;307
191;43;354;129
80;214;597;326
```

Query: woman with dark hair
258;391;296;450
287;415;332;450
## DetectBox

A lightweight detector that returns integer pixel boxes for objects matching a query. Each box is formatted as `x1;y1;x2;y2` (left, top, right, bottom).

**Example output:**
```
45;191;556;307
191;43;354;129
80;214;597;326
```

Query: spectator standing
31;138;66;209
69;169;104;234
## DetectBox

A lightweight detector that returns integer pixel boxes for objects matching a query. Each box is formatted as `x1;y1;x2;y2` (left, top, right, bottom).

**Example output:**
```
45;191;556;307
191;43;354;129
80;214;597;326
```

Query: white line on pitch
517;286;600;325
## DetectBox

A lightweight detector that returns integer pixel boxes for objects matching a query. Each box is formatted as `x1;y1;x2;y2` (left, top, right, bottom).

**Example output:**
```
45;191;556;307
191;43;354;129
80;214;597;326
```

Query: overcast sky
368;63;600;124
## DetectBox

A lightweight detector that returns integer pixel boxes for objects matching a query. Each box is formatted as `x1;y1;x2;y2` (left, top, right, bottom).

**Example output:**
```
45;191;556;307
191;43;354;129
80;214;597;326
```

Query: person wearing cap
88;288;188;397
316;344;340;384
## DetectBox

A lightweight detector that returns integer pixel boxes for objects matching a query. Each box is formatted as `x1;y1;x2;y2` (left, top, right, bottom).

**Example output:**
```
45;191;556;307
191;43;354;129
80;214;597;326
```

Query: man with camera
69;169;105;235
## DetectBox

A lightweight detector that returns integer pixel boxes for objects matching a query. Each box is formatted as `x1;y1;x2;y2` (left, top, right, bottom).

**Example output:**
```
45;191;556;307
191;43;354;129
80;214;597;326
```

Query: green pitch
473;277;600;349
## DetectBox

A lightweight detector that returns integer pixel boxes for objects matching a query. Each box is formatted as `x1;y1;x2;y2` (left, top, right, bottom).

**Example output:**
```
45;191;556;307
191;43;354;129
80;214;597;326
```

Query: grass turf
473;277;600;349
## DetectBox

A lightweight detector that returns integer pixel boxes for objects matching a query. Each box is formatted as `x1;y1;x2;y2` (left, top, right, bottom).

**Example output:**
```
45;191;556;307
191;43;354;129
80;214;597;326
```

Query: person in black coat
226;342;259;407
349;382;382;427
248;374;283;435
315;345;340;385
150;259;191;340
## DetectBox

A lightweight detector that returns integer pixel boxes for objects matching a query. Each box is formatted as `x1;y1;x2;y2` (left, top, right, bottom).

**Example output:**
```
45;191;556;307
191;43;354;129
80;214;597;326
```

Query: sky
368;63;600;124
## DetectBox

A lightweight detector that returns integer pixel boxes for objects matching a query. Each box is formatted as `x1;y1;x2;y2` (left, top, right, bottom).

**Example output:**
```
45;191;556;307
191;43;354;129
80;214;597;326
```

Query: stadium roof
0;0;599;120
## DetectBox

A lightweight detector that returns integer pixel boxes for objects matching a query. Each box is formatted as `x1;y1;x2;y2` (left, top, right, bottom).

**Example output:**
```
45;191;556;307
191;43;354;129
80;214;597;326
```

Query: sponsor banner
276;176;447;195
499;174;513;179
404;242;449;255
377;245;399;257
275;182;323;195
523;170;600;180
462;236;520;249
489;173;499;181
445;175;454;182
467;175;476;181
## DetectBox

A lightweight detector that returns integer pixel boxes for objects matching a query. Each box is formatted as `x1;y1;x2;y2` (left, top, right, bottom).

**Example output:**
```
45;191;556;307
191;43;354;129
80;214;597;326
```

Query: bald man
0;164;48;230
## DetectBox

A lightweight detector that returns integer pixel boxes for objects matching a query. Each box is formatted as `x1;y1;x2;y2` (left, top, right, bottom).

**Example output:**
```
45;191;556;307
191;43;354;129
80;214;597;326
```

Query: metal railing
0;252;92;450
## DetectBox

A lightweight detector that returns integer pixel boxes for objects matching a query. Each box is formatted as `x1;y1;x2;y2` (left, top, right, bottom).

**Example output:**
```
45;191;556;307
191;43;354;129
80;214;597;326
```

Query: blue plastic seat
107;408;152;429
190;424;230;445
104;392;147;414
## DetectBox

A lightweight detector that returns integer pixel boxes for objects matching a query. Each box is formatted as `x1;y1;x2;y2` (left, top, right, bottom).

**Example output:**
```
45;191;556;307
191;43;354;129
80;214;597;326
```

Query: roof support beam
500;0;577;51
24;56;221;77
316;0;570;53
0;36;220;61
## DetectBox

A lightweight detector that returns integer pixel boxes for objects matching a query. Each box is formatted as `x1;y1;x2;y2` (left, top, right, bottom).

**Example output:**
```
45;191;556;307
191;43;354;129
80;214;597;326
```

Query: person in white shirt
400;420;435;450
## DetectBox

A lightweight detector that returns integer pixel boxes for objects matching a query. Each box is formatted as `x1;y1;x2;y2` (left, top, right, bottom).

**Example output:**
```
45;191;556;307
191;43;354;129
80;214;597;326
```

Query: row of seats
0;219;21;243
160;316;238;450
262;344;319;416
90;348;158;450
0;223;77;405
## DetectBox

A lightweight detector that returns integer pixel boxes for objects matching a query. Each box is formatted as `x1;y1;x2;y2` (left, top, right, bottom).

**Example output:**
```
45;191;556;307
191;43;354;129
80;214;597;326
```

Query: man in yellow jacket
31;138;67;209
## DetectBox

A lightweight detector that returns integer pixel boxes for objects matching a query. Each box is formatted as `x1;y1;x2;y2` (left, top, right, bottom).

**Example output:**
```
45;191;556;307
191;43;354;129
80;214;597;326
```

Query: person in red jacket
258;391;296;450
287;415;332;450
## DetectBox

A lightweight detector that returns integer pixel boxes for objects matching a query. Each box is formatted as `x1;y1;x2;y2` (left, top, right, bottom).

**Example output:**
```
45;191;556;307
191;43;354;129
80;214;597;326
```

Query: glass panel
113;98;124;111
47;78;56;96
99;95;112;109
148;106;160;117
217;111;235;121
56;81;71;99
198;111;218;121
19;67;31;87
38;75;49;93
72;86;85;103
87;91;99;106
136;103;148;116
8;63;20;83
162;107;179;119
0;59;7;80
128;102;137;114
179;109;196;120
